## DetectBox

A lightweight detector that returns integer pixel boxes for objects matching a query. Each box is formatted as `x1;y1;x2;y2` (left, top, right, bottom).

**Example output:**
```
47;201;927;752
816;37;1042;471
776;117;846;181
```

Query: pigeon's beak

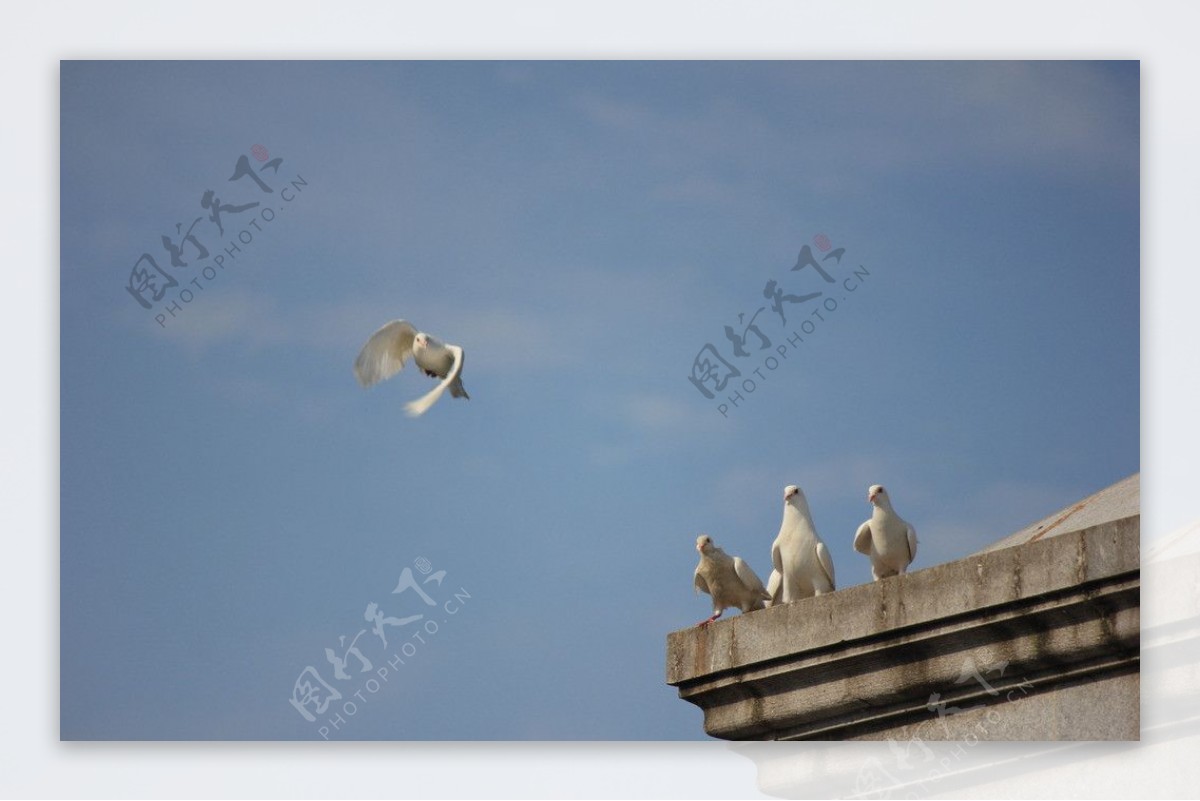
869;491;877;502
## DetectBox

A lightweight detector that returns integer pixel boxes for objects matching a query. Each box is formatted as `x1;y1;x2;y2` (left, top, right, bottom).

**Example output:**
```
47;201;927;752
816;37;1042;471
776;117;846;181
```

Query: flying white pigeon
692;534;771;626
854;484;918;580
353;320;469;417
770;485;836;603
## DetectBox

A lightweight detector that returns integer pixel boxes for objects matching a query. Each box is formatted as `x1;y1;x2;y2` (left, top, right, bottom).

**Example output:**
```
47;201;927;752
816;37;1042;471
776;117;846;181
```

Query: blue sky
60;60;1138;740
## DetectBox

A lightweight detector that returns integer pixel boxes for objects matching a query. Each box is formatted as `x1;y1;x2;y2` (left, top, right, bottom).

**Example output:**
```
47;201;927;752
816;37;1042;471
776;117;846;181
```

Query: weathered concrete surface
981;473;1139;553
666;513;1139;741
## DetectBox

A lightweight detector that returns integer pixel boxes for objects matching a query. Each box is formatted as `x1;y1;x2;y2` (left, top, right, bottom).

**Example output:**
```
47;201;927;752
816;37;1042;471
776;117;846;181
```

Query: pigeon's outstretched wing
816;541;836;590
733;557;770;602
693;568;709;595
354;320;417;387
853;521;872;555
906;524;918;565
404;345;465;417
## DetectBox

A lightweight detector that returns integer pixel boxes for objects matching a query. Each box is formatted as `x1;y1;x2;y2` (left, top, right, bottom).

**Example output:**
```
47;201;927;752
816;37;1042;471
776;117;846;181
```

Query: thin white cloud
619;393;714;431
571;62;1136;206
579;392;733;466
149;291;291;354
572;95;666;134
649;174;740;205
423;305;579;372
128;289;581;374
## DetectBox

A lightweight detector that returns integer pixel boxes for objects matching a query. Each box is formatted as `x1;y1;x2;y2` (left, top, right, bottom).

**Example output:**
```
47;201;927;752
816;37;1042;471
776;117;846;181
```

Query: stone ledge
665;516;1139;740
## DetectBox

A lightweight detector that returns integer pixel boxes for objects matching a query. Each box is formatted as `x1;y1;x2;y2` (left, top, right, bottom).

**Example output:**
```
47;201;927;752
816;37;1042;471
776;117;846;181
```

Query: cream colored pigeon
692;534;770;626
765;568;781;607
854;484;918;580
770;485;836;603
354;320;469;417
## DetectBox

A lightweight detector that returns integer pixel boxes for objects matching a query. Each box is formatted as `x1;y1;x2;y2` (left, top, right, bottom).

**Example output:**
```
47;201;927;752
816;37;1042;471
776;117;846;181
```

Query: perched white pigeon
693;534;770;626
770;485;836;603
765;569;781;607
854;484;917;580
354;320;469;417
